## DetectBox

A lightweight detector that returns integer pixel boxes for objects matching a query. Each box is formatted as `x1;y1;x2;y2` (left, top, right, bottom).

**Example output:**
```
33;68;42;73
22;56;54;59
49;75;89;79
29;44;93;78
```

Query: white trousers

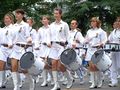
110;52;120;84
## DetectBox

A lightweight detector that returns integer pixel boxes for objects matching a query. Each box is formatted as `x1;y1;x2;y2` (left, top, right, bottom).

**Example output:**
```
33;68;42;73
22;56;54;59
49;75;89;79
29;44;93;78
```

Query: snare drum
103;43;120;52
20;52;34;69
60;48;82;71
20;52;46;75
91;50;112;72
28;57;45;76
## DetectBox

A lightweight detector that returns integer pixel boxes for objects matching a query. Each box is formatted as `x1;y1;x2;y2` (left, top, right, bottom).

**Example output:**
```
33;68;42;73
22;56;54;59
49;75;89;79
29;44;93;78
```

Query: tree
0;0;40;27
62;0;120;35
1;0;120;34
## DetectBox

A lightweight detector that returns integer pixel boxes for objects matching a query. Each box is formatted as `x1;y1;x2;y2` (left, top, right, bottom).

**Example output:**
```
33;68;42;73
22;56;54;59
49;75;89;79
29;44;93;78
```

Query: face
90;20;97;28
70;20;77;30
113;22;118;29
54;10;61;20
117;21;120;28
4;15;12;26
15;13;23;21
27;19;33;27
42;17;49;25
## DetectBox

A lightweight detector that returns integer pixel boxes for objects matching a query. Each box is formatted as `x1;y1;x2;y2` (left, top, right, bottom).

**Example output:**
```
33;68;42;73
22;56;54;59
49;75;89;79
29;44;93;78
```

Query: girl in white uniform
84;17;107;88
10;9;33;90
67;20;85;84
27;18;40;58
37;16;51;87
27;18;43;84
67;20;84;48
0;13;14;88
108;19;120;87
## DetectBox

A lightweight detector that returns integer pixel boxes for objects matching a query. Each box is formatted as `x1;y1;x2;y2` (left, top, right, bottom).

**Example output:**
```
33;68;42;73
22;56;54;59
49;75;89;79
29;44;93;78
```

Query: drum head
91;50;104;64
20;52;34;69
60;48;76;65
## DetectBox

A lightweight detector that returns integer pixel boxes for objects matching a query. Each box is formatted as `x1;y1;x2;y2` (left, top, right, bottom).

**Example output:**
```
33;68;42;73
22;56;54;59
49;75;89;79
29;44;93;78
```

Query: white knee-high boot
89;72;93;83
19;73;25;88
89;72;97;89
41;70;48;87
51;71;60;90
0;71;5;88
26;73;35;90
12;72;20;90
97;71;103;88
48;70;54;85
64;70;73;89
26;74;35;90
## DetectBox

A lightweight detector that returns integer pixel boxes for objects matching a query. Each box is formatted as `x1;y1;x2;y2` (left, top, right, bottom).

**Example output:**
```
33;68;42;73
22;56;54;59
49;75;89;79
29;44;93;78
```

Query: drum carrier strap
73;31;78;41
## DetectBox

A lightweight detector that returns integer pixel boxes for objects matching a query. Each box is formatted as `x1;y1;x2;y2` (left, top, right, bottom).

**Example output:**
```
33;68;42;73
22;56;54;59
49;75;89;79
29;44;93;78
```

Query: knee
0;61;5;70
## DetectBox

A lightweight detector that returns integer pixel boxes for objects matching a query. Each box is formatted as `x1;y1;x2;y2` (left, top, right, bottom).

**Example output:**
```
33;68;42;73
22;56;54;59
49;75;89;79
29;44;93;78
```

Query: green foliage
0;0;120;34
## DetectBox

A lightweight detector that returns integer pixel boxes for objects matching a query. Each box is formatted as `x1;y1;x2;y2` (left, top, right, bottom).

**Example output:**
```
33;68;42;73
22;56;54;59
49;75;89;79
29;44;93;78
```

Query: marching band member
27;17;39;53
68;20;84;48
27;17;41;84
84;17;107;88
108;18;120;87
67;20;85;84
10;9;34;90
48;8;73;90
0;13;14;88
37;15;51;87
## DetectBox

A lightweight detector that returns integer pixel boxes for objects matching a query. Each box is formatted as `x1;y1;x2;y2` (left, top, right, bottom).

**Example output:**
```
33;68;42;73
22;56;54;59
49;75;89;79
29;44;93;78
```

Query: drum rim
91;50;104;64
60;48;76;65
105;43;120;45
20;51;34;69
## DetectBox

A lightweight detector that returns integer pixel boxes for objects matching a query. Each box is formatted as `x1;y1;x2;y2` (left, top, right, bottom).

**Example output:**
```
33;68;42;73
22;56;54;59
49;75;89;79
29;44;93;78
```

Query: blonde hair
90;17;101;28
42;15;50;21
27;17;35;25
4;13;14;24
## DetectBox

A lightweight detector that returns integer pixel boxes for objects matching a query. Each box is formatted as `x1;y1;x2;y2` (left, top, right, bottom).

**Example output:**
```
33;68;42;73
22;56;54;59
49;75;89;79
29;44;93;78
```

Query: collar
54;20;63;24
16;20;25;25
91;27;99;31
71;29;77;32
42;25;49;29
4;24;13;28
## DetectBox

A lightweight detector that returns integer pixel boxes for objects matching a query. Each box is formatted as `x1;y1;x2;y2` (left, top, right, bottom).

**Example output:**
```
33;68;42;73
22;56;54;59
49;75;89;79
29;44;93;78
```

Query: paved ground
0;74;120;90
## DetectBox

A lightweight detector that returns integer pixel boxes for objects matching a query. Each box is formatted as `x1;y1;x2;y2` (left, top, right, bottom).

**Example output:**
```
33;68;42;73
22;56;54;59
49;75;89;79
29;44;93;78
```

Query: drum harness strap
73;31;81;55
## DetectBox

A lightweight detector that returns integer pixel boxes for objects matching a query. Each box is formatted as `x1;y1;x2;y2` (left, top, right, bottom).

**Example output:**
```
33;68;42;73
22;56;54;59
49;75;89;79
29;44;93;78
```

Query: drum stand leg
51;71;60;90
11;72;20;90
41;70;48;87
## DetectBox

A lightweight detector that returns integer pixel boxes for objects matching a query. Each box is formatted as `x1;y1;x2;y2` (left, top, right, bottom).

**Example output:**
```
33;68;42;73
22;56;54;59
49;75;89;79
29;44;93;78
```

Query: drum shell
68;56;82;71
60;48;82;71
91;50;112;72
28;57;45;75
34;57;45;70
96;53;112;71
